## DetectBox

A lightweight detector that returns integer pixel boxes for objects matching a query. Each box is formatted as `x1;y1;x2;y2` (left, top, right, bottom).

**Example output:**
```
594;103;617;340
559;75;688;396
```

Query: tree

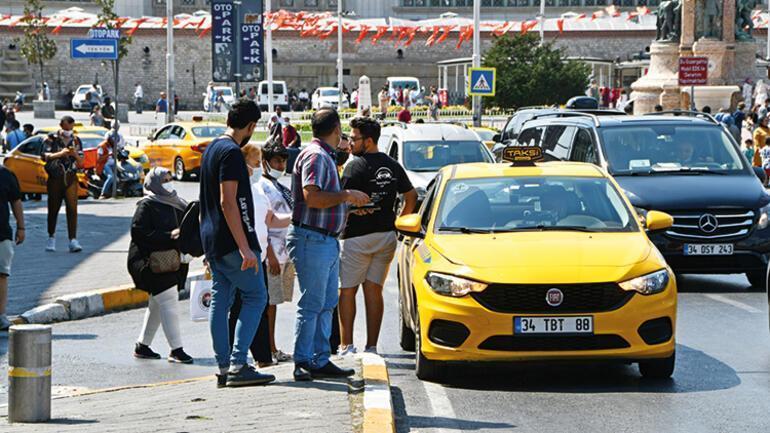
483;34;591;109
17;0;58;90
94;0;133;102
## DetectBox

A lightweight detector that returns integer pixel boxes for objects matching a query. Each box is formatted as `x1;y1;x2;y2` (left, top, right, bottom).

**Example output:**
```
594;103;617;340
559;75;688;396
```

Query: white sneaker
272;349;293;362
338;345;358;356
0;315;12;331
45;237;56;252
69;239;82;253
364;346;378;355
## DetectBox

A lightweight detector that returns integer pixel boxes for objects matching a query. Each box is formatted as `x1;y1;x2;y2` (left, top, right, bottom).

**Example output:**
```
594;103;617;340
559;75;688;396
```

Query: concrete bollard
8;324;52;423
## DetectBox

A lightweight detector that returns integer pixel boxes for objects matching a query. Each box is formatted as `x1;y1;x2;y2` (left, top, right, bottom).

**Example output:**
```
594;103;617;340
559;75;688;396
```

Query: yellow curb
363;408;395;433
362;363;389;383
360;355;395;433
98;284;148;312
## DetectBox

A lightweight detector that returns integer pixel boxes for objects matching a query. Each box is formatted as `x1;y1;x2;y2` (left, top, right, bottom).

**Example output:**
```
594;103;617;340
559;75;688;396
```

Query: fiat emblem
546;288;564;307
698;214;718;233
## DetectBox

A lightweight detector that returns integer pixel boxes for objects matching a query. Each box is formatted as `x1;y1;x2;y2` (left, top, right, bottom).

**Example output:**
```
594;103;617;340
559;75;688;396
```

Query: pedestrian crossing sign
468;67;496;97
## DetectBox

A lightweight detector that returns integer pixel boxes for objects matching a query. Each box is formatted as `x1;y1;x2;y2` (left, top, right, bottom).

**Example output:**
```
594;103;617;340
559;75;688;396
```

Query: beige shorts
0;240;13;276
340;231;397;288
267;261;296;305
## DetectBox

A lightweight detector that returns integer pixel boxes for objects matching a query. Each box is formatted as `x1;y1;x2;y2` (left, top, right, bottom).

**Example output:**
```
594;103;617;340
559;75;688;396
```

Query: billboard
211;0;264;83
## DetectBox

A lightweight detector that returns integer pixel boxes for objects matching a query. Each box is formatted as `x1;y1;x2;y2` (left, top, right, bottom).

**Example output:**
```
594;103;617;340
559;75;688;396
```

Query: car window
79;137;103;150
436;176;637;233
191;126;226;138
570;129;598;164
420;177;440;230
517;126;545;147
388;141;399;160
155;126;173;140
402;141;492;172
168;126;185;140
261;84;268;94
600;124;746;174
542;125;576;161
321;89;340;97
17;137;44;155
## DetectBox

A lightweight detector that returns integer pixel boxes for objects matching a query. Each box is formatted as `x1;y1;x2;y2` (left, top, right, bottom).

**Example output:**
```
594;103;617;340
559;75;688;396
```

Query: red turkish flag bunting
556;18;564;33
355;25;370;44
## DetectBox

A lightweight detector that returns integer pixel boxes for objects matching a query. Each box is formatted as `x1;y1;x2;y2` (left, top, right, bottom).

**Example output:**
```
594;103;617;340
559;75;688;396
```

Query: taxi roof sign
502;146;543;166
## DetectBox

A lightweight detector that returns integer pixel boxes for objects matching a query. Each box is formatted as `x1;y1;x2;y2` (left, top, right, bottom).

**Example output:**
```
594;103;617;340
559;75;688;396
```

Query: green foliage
94;0;133;59
483;34;591;109
17;0;58;83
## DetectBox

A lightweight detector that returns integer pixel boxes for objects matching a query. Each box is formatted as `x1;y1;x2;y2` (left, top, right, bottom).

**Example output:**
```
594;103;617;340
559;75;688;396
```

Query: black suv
515;111;770;287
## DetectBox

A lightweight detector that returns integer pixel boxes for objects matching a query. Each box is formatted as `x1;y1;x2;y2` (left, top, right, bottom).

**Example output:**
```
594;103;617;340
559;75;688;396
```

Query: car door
541;124;577;161
146;125;172;167
569;128;600;165
6;137;46;193
169;125;189;167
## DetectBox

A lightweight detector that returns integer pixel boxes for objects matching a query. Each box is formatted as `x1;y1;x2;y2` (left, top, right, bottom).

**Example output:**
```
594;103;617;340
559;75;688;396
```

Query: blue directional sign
211;0;264;83
71;38;118;60
468;67;496;97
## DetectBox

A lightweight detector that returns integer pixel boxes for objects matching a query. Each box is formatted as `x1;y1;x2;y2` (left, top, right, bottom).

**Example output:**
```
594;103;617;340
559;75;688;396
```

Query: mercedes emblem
698;214;719;234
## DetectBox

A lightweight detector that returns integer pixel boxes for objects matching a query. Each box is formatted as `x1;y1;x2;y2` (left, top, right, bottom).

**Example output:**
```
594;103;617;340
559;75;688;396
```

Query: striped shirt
291;138;348;235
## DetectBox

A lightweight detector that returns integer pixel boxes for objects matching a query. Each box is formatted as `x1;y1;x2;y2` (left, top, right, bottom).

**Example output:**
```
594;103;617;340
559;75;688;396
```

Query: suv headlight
425;272;487;297
758;204;770;229
619;269;670;295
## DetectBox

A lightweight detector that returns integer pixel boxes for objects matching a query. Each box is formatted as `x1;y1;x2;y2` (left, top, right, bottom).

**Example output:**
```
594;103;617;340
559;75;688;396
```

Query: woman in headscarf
127;167;193;364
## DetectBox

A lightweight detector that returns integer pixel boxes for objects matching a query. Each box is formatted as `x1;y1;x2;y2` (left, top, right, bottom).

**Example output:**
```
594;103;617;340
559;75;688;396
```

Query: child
744;139;755;163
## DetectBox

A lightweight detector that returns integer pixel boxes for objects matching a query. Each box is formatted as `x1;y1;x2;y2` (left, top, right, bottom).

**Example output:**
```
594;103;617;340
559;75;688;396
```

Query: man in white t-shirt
257;139;295;363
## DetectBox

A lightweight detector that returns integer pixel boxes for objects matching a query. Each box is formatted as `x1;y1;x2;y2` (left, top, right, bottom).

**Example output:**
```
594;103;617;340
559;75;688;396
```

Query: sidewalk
0;361;356;433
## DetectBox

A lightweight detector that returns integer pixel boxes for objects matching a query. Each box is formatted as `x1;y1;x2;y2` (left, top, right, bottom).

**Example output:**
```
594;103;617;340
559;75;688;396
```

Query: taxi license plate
683;244;733;256
514;316;593;335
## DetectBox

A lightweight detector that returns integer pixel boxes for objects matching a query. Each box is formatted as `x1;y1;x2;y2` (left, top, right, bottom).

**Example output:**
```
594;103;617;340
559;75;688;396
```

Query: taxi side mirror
492;133;502;143
396;214;423;238
645;210;674;232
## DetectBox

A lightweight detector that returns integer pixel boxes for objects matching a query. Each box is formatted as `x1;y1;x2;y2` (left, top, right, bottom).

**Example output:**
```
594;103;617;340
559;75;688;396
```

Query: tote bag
189;279;212;322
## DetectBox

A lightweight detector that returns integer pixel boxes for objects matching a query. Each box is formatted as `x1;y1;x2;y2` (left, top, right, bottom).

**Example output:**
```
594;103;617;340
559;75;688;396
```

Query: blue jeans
287;226;340;369
101;160;115;197
208;249;267;368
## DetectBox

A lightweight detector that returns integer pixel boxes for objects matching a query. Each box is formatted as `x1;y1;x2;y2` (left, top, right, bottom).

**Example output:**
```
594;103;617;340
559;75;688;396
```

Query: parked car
36;124;150;171
203;86;236;112
142;117;227;180
71;84;104;111
515;110;770;288
257;80;290;112
312;87;349;110
387;76;421;104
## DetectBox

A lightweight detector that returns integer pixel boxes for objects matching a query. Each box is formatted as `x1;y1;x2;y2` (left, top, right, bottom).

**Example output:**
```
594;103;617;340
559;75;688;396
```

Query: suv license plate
514;317;593;335
683;244;734;256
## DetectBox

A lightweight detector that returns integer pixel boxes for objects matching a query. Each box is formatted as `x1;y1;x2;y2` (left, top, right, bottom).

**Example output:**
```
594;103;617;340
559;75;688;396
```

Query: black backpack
179;201;204;258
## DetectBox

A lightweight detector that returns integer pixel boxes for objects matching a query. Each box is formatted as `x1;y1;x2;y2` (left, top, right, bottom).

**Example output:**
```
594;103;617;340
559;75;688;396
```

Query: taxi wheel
415;312;446;382
174;158;186;181
638;351;675;380
399;298;416;352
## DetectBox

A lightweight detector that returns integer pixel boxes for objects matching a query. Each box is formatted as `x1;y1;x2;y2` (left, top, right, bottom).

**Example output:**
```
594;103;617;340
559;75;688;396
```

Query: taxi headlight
758;204;770;229
425;272;487;297
137;154;149;165
619;269;669;295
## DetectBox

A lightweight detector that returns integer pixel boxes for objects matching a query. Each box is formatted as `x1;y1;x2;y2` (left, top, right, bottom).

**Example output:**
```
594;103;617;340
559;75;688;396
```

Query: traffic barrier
359;352;395;433
21;303;68;324
8;324;53;423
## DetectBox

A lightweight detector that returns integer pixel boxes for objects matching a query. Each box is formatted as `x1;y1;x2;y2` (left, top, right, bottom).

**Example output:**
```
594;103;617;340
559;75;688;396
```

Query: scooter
87;149;144;198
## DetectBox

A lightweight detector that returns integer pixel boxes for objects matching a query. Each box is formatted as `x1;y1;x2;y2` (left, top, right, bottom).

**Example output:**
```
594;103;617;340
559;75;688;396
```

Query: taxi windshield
436;176;637;233
191;126;226;138
403;141;492;172
601;125;745;175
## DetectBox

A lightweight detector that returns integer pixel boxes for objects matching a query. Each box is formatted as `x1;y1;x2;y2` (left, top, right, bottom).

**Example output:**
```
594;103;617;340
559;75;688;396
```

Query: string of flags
1;6;770;48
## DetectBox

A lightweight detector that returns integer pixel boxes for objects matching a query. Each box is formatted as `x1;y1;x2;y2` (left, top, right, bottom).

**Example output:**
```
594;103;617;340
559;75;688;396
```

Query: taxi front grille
478;335;630;352
471;283;633;314
665;209;755;241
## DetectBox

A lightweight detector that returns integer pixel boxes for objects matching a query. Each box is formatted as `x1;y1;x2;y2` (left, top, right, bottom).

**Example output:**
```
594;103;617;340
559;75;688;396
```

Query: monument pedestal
630;43;680;114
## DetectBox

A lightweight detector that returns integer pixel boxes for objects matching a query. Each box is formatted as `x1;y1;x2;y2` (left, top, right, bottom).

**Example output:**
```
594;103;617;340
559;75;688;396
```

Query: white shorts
339;231;397;288
267;261;296;305
0;240;14;276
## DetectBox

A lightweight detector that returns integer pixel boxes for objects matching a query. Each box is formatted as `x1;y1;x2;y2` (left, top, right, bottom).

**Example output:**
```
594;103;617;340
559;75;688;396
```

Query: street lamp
166;0;174;123
472;0;481;127
337;6;355;109
538;0;545;46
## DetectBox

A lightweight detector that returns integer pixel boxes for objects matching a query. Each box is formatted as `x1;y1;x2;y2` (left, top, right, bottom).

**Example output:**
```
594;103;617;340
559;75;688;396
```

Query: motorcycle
86;149;144;198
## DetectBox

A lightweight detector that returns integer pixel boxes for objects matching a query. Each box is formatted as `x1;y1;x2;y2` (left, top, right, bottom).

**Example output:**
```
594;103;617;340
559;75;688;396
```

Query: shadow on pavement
41;418;99;425
677;274;756;293
384;344;739;394
409;416;516;431
52;333;98;341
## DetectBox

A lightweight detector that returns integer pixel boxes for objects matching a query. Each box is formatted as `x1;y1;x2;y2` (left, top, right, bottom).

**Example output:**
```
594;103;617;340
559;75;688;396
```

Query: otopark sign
70;27;119;60
211;0;264;83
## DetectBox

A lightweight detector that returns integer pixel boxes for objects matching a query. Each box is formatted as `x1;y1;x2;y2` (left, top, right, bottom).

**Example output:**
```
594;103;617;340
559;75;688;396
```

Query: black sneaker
294;363;313;382
310;361;354;379
134;343;161;360
168;348;194;364
216;374;227;388
225;365;276;388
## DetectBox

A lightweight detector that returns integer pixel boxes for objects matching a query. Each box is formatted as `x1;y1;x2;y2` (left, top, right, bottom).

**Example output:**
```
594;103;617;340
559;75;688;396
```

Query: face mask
336;149;350;166
162;182;175;193
250;166;263;184
265;161;284;179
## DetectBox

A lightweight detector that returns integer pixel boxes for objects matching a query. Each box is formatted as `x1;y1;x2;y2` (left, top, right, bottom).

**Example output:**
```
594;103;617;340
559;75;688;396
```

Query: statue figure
696;0;722;39
656;0;682;42
736;0;757;42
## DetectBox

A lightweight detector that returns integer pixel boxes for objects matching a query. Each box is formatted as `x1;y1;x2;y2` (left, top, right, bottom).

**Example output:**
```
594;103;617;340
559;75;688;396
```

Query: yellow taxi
3;132;107;198
142;119;227;180
36;124;151;171
395;147;677;381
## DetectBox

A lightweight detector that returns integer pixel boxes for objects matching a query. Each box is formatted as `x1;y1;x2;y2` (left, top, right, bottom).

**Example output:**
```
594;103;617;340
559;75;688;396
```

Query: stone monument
631;0;753;114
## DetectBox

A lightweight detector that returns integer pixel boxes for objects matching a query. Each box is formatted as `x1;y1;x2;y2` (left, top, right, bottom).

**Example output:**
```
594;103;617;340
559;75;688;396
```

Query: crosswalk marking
704;294;763;314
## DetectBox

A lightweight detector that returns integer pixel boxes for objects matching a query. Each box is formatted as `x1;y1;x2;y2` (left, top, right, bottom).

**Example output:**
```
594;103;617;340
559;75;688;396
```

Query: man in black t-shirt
0;166;24;330
199;99;274;388
338;117;417;354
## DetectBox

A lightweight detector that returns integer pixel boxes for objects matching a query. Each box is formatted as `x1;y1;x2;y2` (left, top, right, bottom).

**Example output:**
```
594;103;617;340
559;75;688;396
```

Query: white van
257;80;290;112
387;76;421;104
